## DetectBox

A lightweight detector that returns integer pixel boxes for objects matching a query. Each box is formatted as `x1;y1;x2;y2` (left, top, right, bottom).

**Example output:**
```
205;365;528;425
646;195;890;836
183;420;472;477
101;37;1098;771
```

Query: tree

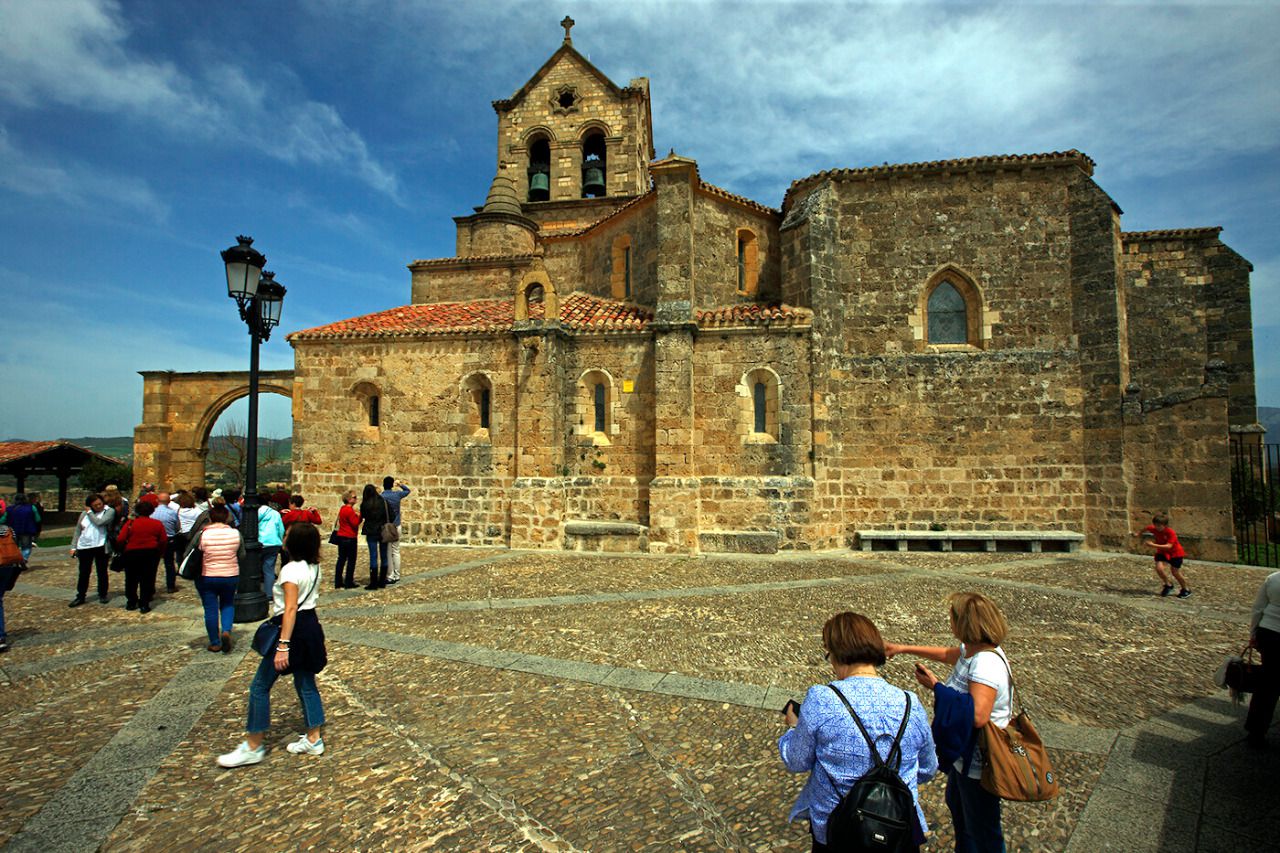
79;457;133;492
206;418;290;487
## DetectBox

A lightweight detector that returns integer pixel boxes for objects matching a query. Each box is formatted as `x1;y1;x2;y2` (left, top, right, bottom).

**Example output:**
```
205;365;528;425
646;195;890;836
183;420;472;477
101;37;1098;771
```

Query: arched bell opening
528;136;551;202
581;132;607;198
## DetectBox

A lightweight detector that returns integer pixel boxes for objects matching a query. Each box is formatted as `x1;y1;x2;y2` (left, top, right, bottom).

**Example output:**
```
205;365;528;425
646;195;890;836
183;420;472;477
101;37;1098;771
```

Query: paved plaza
1;544;1275;852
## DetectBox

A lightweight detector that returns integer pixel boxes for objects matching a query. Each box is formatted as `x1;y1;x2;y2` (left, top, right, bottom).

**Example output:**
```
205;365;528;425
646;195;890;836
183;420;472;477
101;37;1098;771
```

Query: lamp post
221;235;286;622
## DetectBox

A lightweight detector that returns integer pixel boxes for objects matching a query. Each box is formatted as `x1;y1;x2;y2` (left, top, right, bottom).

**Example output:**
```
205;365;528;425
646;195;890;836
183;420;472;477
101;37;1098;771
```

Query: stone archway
133;370;295;490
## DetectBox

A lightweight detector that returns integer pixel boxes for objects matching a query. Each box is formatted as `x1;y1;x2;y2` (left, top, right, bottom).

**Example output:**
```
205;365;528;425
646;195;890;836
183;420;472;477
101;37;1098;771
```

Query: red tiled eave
288;293;653;341
696;303;812;328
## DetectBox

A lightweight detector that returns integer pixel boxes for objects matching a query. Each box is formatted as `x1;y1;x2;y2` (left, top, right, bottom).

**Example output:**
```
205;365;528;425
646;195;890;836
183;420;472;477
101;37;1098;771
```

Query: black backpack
821;685;916;852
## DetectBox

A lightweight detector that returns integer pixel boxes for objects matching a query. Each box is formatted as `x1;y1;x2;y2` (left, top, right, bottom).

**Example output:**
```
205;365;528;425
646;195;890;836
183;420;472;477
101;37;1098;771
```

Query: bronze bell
582;164;606;196
528;170;550;201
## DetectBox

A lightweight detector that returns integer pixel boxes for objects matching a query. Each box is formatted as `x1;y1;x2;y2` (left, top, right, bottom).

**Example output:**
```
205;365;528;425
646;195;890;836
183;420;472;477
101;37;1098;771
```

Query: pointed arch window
927;281;968;344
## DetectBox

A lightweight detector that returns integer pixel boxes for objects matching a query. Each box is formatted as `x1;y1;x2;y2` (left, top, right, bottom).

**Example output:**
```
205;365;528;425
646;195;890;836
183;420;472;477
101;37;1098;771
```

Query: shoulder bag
251;562;324;663
379;497;399;543
978;653;1059;802
178;529;204;580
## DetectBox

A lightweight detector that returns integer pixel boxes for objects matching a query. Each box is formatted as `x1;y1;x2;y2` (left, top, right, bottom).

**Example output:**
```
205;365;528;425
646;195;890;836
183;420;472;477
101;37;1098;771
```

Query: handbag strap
827;684;912;770
980;648;1022;715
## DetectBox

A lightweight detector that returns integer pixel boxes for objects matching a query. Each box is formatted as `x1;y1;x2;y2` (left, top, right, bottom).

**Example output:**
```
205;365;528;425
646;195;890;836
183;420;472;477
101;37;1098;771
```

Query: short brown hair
948;592;1009;646
822;611;887;667
1152;513;1169;526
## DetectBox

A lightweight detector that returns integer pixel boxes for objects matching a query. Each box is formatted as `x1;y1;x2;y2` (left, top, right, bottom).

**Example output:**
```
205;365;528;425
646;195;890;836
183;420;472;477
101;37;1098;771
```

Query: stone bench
563;520;649;553
698;530;781;555
855;530;1084;553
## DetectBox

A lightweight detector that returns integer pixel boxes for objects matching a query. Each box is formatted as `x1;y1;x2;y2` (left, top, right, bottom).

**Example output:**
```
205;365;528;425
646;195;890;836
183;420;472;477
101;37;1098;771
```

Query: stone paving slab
1;547;1276;851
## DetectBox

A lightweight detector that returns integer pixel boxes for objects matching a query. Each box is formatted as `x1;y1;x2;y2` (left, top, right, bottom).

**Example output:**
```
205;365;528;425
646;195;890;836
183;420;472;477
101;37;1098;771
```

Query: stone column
510;311;567;548
646;154;701;552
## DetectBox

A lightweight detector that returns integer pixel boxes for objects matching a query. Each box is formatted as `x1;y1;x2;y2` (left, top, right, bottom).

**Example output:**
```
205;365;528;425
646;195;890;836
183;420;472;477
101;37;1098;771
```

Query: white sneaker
285;735;325;755
217;741;265;768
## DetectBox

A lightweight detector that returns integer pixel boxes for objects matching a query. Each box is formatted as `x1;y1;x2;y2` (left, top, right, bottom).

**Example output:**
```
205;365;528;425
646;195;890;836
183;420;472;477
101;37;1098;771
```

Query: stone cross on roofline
561;16;575;43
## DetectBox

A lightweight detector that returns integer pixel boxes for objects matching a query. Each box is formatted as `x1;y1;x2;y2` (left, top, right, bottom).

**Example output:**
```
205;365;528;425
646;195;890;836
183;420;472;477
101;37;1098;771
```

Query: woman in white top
218;522;327;768
1246;571;1280;748
68;493;115;606
887;592;1013;853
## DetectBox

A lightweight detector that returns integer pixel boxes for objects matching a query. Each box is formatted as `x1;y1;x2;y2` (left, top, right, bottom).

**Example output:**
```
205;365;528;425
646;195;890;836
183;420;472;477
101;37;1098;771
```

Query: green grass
36;535;72;548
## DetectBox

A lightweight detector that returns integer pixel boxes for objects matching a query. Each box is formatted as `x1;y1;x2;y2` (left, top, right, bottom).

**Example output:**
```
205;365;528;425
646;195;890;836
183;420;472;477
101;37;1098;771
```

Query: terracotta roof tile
696;303;812;328
407;253;538;268
288;293;652;341
783;150;1096;211
1121;227;1222;242
696;182;780;217
0;440;123;467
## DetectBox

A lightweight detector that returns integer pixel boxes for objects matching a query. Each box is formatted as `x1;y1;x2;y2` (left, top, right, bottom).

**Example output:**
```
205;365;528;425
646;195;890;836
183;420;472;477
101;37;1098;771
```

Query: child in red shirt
1136;513;1191;599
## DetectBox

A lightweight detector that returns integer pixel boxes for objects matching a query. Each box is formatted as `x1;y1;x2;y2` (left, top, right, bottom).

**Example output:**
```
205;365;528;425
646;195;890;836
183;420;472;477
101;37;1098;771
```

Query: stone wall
696;476;816;550
410;257;533;305
575;199;659;304
1122;365;1235;561
795;165;1104;539
691;193;781;306
692;330;811;477
1122;230;1256;427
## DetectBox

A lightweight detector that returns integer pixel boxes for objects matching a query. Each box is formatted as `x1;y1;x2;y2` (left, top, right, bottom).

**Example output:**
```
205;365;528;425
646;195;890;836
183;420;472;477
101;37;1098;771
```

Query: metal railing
1230;439;1279;567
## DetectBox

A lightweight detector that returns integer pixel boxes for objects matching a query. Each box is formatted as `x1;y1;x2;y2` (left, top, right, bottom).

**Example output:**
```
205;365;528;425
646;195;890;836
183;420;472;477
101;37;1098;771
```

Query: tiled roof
697;182;780;217
407;253;539;268
783;150;1096;210
288;292;652;341
0;440;123;467
696;303;812;328
1121;227;1222;242
0;441;61;465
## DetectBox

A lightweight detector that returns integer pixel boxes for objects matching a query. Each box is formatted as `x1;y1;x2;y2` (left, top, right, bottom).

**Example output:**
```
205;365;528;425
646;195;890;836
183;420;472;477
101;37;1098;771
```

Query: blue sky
2;0;1278;442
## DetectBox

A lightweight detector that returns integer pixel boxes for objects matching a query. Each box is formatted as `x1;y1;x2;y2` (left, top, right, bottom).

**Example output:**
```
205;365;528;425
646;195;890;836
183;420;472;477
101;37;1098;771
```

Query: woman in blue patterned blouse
779;611;938;851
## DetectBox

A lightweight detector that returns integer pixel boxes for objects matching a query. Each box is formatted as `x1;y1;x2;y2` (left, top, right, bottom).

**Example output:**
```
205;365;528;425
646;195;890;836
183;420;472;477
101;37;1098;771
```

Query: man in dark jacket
1;494;41;562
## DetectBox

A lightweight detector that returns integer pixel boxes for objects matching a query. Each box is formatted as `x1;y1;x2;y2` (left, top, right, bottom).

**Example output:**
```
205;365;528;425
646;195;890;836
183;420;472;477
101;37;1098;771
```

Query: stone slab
1065;784;1199;853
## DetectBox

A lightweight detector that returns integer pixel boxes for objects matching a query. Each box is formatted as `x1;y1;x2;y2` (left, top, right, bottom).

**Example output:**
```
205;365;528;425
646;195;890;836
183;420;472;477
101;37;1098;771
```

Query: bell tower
491;19;655;204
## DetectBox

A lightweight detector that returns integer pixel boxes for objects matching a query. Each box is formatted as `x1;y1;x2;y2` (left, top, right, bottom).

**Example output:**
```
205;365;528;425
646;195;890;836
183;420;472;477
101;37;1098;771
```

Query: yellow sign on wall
622;380;635;393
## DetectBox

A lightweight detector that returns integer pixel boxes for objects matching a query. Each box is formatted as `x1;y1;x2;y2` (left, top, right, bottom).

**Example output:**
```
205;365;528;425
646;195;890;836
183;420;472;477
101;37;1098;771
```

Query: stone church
287;20;1257;560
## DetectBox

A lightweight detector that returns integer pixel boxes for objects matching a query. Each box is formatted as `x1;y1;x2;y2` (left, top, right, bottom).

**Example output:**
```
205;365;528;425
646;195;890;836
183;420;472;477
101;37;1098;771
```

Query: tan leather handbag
979;654;1059;802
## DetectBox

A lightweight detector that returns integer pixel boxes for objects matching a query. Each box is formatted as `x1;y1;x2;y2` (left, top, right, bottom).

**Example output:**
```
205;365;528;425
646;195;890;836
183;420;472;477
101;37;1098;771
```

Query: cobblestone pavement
1;546;1275;851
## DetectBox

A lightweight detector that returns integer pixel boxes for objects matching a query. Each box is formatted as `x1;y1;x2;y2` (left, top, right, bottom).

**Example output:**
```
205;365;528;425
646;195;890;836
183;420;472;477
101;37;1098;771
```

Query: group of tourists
779;594;1017;852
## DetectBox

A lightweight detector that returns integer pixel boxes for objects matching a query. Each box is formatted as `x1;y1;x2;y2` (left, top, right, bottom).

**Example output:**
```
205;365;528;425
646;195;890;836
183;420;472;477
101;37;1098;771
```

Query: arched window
462;373;493;438
582;132;607;198
753;382;767;433
736;229;759;296
528;136;550;202
927;281;968;344
579;370;613;445
740;368;779;442
352;381;381;431
593;382;606;432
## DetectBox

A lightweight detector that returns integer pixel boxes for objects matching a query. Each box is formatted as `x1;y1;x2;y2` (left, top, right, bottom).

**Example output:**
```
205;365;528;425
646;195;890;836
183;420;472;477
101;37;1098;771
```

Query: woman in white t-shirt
217;522;328;768
887;592;1012;853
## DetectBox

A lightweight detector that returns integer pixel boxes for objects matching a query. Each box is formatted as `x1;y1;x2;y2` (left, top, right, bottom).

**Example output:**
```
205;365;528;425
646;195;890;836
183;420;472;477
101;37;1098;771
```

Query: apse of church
284;20;1256;560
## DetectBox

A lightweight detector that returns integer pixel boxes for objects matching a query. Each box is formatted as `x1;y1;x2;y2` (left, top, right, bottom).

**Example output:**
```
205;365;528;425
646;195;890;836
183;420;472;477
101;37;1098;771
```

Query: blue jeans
365;536;388;585
946;767;1005;853
195;575;238;644
260;545;282;595
246;651;325;734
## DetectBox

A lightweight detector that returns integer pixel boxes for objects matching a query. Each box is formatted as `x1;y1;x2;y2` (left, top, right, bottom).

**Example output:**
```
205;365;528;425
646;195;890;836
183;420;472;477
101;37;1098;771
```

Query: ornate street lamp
220;236;287;622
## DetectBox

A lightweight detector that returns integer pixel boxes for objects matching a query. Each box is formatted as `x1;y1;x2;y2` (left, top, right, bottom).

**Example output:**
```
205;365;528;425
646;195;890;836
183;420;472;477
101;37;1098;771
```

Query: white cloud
0;126;169;221
0;0;401;200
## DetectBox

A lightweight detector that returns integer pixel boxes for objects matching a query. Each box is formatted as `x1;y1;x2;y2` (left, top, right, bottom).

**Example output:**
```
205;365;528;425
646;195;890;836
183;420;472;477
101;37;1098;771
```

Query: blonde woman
886;593;1013;853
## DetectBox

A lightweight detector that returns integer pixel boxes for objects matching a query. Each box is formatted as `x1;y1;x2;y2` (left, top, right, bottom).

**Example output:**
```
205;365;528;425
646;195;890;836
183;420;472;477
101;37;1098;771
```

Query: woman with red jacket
117;500;168;613
333;490;361;589
282;495;323;529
